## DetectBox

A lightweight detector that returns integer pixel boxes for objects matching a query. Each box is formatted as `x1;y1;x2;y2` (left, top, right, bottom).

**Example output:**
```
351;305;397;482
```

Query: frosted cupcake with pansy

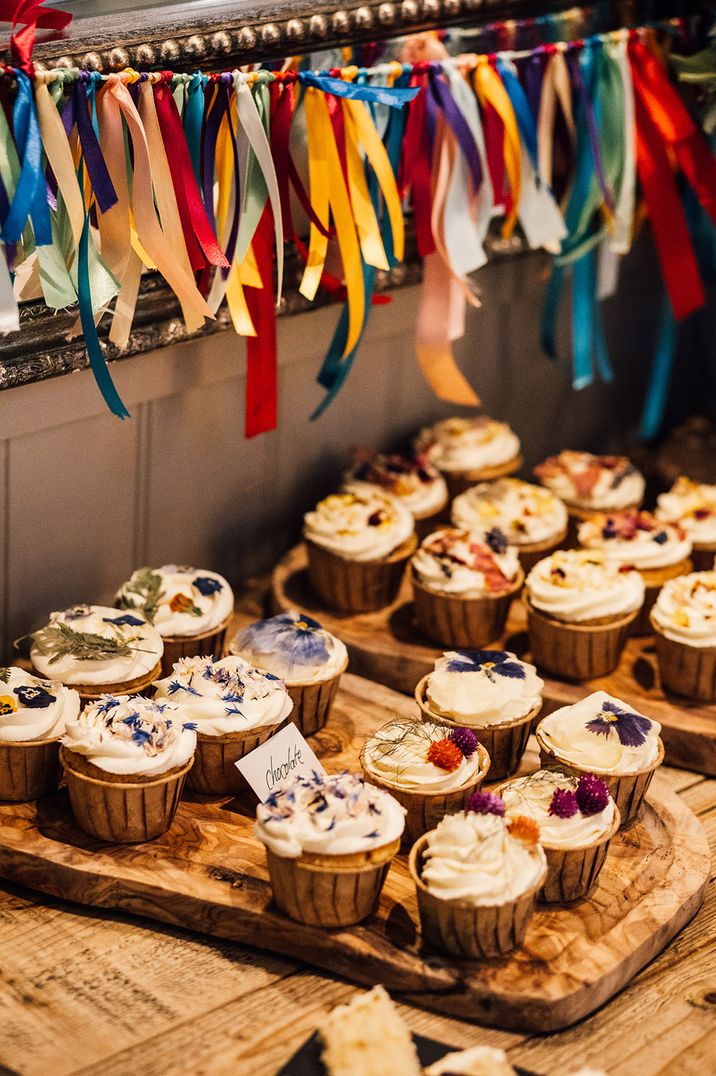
415;416;522;497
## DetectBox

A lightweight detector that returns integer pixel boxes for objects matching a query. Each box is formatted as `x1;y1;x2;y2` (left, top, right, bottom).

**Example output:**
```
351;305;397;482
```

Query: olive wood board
271;543;716;777
0;674;709;1033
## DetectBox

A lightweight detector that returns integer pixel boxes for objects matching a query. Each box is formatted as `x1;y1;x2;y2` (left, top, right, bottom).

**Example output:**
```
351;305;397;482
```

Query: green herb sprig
31;623;145;664
117;567;165;623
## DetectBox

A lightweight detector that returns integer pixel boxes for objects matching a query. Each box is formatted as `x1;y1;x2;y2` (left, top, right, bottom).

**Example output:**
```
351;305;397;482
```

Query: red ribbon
482;99;508;215
400;74;435;258
245;203;277;438
1;0;71;73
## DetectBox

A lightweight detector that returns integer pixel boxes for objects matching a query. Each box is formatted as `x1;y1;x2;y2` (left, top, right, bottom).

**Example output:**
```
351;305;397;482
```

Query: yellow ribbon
343;96;405;262
299;87;330;302
473;58;521;239
342;100;389;271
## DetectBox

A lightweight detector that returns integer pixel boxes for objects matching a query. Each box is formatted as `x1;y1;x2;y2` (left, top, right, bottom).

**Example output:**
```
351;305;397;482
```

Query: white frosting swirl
526;550;644;622
538;691;661;773
412;528;520;596
31;605;163;686
656;477;716;545
0;667;80;742
534;451;645;510
452;478;568;546
421;811;546;905
501;770;615;849
362;719;484;792
255;771;405;858
62;694;196;776
229;610;348;685
304;488;414;561
425;650;543;726
651;571;716;646
345;451;448;518
116;565;233;638
416;416;520;474
153;655;293;736
578;510;691;570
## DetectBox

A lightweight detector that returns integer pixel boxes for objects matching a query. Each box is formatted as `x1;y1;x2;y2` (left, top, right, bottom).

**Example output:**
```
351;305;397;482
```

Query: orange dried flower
508;815;540;845
170;593;193;613
427;738;463;772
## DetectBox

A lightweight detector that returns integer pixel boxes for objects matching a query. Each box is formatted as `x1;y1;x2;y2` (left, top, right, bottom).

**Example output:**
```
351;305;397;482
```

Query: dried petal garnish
426;738;463;772
448;726;478;758
466;790;505;816
576;774;611;816
549;788;579;818
508;814;540;845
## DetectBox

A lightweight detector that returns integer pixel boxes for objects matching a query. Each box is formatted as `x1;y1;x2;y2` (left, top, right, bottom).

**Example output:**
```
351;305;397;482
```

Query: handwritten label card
235;722;326;802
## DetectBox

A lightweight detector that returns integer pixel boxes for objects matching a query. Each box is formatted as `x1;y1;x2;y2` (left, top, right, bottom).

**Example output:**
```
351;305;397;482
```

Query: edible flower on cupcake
304;488;414;562
345;448;448;524
536;691;661;774
421;649;543;728
230;611;347;686
534;451;645;512
578;509;691;572
525;550;644;623
411;528;520;596
361;719;485;793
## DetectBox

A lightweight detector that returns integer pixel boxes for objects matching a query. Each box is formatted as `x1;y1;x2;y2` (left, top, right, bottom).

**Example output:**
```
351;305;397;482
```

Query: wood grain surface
271;543;716;776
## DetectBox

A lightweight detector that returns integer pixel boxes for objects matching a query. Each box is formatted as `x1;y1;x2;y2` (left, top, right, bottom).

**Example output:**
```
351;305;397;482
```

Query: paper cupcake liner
32;661;164;705
534;727;665;828
630;558;692;636
0;738;61;802
60;746;192;842
409;834;546;958
306;533;418;613
652;621;716;702
359;741;490;848
414;678;539;781
265;837;400;927
411;567;524;650
526;598;638;680
690;544;716;572
515;529;569;574
159;614;233;677
538;808;621;904
187;722;285;796
442;454;523;500
286;659;347;737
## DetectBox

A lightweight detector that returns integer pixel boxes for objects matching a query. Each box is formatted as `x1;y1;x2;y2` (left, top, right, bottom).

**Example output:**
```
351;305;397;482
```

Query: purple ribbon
428;67;483;192
72;78;118;214
522;53;545;122
201;75;232;234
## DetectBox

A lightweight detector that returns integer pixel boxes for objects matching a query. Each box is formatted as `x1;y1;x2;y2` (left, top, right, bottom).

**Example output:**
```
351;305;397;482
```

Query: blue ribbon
184;73;206;187
3;70;51;246
496;58;539;175
298;72;418;109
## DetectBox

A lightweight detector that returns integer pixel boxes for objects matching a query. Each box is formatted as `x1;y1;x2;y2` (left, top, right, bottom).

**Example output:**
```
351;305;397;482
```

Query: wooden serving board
271;544;716;777
0;674;709;1032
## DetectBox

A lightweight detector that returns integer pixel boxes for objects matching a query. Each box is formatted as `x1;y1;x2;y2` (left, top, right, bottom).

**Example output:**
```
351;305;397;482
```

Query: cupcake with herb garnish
578;509;692;635
29;605;163;702
534;451;645;542
409;791;547;958
501;769;619;902
525;550;644;680
0;667;80;802
359;719;490;846
116;565;233;676
656;476;716;570
650;571;716;701
346;448;449;536
255;771;405;927
304;488;417;613
415;650;543;780
60;694;196;842
411;528;523;648
229;611;348;736
535;691;663;826
153;655;292;796
452;477;569;573
415;416;522;498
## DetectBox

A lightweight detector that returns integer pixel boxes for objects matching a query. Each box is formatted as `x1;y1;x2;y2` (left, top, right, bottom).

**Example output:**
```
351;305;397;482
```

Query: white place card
235;722;326;802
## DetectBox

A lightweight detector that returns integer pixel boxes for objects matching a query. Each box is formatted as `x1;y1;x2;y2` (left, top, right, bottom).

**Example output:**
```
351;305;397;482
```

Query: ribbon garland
0;7;713;437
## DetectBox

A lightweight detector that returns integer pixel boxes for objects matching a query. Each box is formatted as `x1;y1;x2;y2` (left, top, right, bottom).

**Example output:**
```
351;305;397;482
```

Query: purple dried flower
576;774;610;816
448;726;478;758
549;788;579;818
466;790;505;816
586;700;652;748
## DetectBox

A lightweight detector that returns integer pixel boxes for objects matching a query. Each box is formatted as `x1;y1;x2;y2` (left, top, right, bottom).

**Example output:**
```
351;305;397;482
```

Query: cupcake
535;691;663;826
651;571;716;701
0;667;80;801
116;565;234;676
30;605;163;702
153;655;293;795
423;1047;517;1076
415;416;522;498
656;476;716;570
346;449;449;537
534;451;645;542
501;769;620;902
359;718;490;846
411;528;523;648
229;611;348;735
578;510;692;635
452;478;568;572
409;793;547;958
255;771;405;927
415;649;543;780
60;694;196;842
304;488;417;613
525;551;644;679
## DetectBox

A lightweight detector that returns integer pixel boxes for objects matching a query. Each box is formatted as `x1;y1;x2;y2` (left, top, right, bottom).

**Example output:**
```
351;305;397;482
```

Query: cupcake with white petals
415;416;522;498
0;667;80;801
656;476;716;570
346;449;448;536
525;550;644;679
116;565;234;676
60;694;196;841
304;488;417;613
535;451;645;542
651;571;716;701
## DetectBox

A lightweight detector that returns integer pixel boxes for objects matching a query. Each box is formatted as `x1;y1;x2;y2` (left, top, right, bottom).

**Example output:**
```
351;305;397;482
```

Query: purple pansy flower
585;700;652;748
14;684;56;709
446;650;525;681
236;612;329;667
193;576;223;597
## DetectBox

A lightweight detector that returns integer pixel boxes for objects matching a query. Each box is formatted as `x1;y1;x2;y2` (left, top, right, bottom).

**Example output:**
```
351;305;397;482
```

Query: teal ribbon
3;69;51;246
184;73;206;186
